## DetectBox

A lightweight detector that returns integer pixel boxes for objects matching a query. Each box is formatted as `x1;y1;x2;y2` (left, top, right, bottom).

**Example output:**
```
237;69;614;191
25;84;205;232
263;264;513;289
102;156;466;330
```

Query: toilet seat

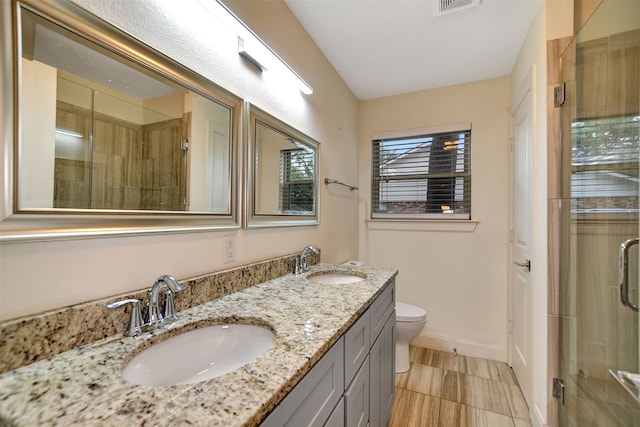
396;302;426;322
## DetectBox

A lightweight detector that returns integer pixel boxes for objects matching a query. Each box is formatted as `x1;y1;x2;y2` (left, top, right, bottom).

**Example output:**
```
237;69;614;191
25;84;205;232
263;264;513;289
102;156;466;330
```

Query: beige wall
0;0;359;320
358;77;512;361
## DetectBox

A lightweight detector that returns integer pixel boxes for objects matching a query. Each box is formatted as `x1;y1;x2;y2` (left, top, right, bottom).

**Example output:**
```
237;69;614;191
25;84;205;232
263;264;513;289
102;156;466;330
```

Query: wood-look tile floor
390;346;532;427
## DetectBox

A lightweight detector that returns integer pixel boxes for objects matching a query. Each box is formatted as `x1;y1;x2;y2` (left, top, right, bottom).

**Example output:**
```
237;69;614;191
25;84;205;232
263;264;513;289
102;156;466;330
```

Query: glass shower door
558;0;640;425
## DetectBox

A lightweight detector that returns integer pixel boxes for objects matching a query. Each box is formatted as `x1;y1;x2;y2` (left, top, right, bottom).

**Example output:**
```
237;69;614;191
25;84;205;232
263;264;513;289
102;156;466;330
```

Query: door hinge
554;83;566;107
180;138;190;151
553;378;565;405
507;319;513;334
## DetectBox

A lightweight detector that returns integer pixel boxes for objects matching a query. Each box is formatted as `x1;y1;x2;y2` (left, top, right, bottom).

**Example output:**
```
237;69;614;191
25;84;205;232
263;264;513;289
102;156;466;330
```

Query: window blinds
371;128;471;219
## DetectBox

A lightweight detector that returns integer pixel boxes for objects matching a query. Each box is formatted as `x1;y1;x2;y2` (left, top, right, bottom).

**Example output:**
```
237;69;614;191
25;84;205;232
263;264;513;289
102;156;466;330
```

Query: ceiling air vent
433;0;480;16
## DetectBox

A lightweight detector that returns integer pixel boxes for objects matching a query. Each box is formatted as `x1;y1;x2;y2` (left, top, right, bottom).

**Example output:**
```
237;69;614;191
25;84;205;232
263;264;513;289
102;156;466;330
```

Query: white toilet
395;302;427;373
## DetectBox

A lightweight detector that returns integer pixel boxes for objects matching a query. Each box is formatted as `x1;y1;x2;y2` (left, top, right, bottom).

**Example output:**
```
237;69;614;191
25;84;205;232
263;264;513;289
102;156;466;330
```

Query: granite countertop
0;263;397;426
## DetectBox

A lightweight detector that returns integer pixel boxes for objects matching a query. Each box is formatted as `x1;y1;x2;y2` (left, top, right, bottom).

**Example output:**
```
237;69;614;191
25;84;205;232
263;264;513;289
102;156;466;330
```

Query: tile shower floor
390;346;532;427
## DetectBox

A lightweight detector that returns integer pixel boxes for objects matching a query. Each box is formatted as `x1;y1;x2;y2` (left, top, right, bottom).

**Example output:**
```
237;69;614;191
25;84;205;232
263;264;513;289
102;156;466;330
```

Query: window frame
370;123;472;221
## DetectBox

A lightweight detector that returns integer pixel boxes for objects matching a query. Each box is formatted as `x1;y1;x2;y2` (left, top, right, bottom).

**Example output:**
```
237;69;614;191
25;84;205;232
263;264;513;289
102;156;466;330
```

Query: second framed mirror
245;104;319;228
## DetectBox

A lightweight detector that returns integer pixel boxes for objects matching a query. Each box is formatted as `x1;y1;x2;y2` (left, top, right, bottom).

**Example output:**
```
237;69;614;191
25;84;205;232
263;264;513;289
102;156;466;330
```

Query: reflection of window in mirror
279;146;315;213
18;7;234;214
254;122;316;216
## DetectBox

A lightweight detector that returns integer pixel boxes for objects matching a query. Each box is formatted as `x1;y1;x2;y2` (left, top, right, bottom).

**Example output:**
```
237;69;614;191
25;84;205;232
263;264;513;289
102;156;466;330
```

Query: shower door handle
619;237;639;312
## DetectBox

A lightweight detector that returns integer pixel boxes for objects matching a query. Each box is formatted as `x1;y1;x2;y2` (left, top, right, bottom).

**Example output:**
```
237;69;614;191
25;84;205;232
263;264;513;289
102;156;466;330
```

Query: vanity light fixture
238;37;266;71
197;0;313;95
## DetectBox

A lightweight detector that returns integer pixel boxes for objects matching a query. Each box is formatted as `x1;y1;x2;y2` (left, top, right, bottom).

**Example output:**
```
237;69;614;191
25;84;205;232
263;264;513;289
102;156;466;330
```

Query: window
371;125;471;219
280;148;315;213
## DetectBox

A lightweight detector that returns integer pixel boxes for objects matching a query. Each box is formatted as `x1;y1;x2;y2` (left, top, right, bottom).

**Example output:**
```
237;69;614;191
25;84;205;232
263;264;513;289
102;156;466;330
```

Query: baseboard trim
411;332;507;362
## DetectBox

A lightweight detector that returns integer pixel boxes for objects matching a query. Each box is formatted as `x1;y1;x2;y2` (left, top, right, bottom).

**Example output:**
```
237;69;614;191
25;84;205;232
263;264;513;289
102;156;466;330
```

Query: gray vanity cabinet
260;339;344;427
260;280;396;427
343;281;395;427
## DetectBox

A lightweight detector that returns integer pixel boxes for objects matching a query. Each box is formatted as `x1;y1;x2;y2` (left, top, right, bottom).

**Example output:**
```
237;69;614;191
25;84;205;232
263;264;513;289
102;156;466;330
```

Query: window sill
366;219;479;233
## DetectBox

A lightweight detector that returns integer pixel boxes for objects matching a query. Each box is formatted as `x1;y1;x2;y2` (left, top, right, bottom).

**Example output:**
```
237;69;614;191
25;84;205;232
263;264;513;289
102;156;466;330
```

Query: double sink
0;263;399;426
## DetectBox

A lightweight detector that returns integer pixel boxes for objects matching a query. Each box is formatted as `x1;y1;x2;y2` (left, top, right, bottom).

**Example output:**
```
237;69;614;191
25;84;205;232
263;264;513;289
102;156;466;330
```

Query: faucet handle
290;256;302;275
162;290;179;323
107;299;144;337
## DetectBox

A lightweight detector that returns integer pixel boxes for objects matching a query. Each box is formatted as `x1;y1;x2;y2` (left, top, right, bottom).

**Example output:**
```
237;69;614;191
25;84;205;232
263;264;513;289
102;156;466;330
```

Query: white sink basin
122;323;275;387
307;271;366;285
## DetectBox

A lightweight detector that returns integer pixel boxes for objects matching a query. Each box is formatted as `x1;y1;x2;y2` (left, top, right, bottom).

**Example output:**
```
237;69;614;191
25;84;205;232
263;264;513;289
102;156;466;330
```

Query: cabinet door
369;311;395;427
345;357;370;427
261;339;344;427
370;281;395;343
344;309;370;387
324;397;344;427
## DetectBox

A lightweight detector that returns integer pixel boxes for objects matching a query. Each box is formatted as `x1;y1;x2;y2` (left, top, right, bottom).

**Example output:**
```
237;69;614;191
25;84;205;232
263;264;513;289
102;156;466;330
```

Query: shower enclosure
556;0;640;424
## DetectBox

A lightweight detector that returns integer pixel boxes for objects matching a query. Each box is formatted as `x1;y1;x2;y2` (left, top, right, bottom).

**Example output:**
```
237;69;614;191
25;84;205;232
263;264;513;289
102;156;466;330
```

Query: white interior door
510;72;534;408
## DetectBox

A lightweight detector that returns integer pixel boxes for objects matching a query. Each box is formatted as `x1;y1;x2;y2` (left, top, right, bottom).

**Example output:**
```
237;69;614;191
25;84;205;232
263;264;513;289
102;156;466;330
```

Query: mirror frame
1;0;242;242
244;103;319;228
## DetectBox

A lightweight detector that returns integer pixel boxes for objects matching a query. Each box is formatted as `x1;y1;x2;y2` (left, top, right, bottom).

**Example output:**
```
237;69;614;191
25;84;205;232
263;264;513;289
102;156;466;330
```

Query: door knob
513;259;531;271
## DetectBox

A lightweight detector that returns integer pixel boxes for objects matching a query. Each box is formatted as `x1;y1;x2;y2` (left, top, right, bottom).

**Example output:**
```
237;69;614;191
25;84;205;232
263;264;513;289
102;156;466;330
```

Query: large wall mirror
2;0;242;241
245;104;319;228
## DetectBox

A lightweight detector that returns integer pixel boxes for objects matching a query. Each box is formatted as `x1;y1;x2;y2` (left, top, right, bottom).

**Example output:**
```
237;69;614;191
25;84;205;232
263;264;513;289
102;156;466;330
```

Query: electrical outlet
223;235;236;263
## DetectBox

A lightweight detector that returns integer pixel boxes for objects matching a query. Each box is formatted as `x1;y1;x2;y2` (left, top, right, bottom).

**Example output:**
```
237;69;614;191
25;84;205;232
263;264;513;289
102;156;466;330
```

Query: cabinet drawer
370;280;395;343
344;309;370;387
261;339;345;427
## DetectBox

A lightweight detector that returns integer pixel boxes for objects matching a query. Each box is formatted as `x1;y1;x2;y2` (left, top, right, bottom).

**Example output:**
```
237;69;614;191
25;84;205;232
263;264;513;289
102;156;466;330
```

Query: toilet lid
396;302;427;322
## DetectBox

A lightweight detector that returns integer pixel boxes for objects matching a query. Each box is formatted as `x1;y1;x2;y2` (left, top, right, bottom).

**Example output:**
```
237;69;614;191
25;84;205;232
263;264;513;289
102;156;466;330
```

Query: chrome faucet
108;274;187;337
147;275;187;324
299;245;319;273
